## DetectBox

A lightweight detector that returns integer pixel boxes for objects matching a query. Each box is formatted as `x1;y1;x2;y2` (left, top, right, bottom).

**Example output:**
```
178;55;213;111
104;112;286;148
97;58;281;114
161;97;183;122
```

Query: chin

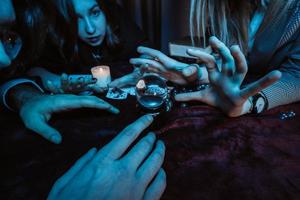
88;42;102;47
86;38;104;47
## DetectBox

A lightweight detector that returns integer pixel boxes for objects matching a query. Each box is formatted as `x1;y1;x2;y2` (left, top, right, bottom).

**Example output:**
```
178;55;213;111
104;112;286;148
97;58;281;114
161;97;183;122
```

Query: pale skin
17;88;119;144
175;36;281;117
2;1;165;199
46;73;97;94
1;0;119;144
48;115;167;200
27;0;140;92
130;37;281;117
27;0;107;94
28;67;102;94
130;46;209;85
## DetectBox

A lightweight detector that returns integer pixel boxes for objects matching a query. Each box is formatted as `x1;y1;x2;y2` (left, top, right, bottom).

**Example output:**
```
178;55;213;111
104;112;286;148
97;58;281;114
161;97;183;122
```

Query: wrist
241;98;253;115
9;84;44;110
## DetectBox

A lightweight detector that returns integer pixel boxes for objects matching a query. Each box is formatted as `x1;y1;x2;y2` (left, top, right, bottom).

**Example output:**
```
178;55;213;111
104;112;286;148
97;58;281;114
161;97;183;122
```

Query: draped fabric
121;0;162;48
1;96;300;199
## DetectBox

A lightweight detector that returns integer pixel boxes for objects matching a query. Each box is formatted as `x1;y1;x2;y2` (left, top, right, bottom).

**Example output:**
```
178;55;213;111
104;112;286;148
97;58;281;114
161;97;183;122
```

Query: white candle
91;65;111;88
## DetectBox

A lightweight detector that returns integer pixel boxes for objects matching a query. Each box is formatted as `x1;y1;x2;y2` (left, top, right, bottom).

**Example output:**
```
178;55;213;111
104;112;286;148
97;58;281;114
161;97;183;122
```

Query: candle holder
135;74;172;114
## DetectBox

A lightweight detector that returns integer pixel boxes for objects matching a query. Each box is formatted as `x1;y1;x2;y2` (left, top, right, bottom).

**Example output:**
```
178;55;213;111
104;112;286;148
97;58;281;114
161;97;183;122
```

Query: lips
87;35;102;43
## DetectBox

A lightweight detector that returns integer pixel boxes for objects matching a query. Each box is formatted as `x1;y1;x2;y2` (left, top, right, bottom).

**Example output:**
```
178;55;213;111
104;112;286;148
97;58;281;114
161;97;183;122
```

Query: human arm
175;36;281;117
8;83;119;143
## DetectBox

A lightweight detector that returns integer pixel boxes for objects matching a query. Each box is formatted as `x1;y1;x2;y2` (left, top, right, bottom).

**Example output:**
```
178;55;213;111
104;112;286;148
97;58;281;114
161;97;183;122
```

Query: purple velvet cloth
156;104;300;200
0;99;300;200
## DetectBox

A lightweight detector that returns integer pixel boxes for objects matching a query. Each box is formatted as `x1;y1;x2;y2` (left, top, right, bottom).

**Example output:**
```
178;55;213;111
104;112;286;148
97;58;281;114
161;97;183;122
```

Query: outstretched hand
130;46;209;85
20;94;119;144
48;115;166;200
175;36;281;117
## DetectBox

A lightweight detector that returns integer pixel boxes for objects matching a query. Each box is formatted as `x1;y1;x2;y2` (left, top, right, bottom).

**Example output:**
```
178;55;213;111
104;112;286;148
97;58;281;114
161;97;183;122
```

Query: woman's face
0;0;16;69
72;0;107;47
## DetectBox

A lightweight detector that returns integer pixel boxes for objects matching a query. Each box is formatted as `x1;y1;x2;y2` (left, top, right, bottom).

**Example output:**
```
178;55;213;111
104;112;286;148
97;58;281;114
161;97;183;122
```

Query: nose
84;18;96;35
0;41;12;69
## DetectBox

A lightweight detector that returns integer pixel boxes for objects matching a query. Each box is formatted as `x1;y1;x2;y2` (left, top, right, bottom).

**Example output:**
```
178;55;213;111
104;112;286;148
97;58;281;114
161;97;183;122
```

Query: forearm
262;72;300;109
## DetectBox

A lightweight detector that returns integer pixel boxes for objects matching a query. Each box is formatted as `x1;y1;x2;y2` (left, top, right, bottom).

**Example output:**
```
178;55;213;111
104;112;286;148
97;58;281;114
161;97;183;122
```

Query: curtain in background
118;0;190;53
121;0;162;49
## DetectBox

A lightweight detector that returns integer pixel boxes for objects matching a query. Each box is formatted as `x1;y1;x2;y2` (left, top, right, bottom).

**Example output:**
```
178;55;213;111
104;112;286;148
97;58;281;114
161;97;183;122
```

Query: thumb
109;79;124;88
109;74;136;88
182;65;198;77
182;65;198;82
24;117;62;144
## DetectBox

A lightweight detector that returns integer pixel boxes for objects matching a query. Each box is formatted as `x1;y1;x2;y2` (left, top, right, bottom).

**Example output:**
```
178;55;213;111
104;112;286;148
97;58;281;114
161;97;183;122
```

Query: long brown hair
189;0;295;53
51;0;120;65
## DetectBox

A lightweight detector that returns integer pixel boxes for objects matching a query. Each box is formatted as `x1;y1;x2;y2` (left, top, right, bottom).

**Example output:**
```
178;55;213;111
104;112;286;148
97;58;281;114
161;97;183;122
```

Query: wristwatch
250;92;269;114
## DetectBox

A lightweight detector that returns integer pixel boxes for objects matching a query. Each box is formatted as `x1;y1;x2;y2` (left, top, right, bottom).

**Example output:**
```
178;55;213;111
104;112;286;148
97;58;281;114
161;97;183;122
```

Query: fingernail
137;46;144;53
51;134;61;144
112;107;120;114
187;49;195;53
210;36;217;41
232;45;240;50
89;147;98;155
174;94;181;101
147;132;156;140
150;113;160;118
144;114;154;121
157;140;166;149
184;68;193;76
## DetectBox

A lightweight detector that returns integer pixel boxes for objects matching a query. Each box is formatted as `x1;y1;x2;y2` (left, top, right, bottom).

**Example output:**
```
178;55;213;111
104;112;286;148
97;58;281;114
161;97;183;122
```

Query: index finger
94;115;154;162
137;46;174;66
22;115;62;144
52;95;120;114
187;49;219;75
209;36;235;76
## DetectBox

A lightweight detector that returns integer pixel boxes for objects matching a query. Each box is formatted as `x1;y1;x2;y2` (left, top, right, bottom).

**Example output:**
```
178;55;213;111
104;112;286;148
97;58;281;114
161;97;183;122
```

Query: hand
46;73;99;94
19;94;119;144
109;69;141;88
175;36;282;117
130;46;208;85
47;115;166;200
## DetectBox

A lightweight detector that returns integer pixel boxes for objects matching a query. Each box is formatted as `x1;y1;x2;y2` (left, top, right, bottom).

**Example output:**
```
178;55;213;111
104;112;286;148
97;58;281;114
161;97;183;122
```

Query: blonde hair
189;0;294;53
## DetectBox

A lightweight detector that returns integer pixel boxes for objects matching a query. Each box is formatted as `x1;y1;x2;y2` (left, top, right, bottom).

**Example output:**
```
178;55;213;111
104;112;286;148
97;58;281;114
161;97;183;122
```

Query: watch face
256;97;265;113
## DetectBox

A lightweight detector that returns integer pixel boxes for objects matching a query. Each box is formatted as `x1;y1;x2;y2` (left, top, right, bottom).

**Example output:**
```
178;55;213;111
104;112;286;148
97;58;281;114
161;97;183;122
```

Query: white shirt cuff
0;79;44;111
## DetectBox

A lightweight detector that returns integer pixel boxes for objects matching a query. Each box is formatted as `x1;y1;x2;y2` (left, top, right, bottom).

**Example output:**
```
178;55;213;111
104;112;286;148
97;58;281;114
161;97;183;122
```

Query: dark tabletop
1;93;300;200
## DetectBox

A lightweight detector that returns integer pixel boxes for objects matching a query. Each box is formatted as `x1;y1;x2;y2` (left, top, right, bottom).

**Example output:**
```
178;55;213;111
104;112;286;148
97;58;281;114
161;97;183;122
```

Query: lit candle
91;66;111;88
